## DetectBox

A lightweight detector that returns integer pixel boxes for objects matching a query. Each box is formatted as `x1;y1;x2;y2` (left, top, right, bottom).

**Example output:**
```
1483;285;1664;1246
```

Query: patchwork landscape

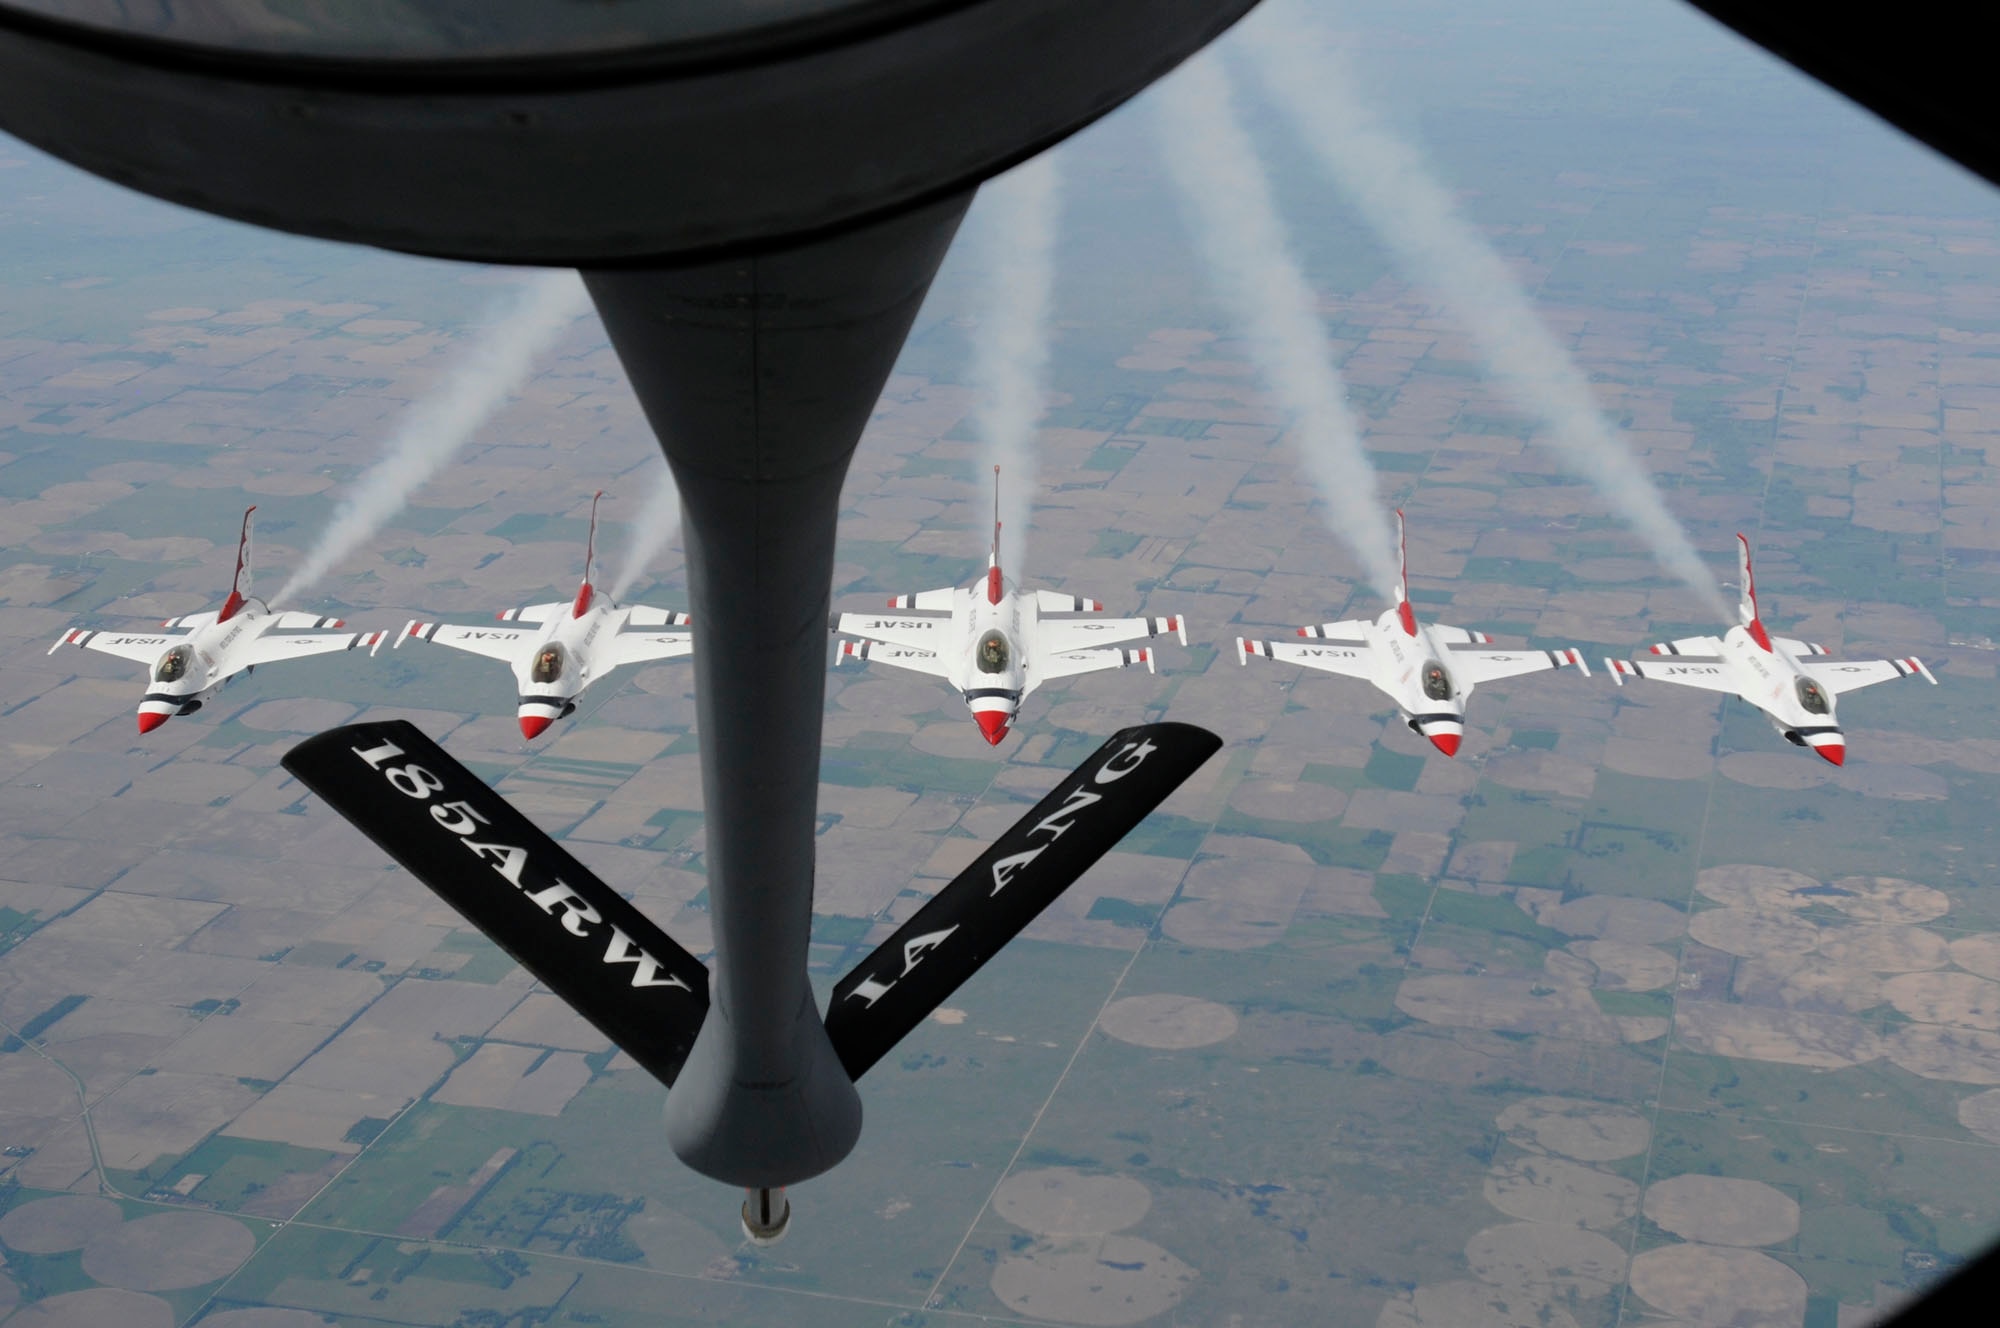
2;5;2000;1325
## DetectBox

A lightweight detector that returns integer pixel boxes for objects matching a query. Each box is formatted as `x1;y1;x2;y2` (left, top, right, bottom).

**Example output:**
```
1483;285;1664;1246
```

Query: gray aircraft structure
0;0;1261;1217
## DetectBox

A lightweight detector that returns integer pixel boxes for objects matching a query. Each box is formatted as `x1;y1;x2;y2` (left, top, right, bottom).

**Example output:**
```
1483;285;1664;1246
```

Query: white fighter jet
390;493;692;739
1605;534;1936;766
833;469;1185;745
1236;511;1590;757
48;506;386;733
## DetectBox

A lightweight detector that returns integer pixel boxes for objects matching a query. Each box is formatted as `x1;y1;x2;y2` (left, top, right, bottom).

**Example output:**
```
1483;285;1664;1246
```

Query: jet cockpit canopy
976;629;1011;675
531;643;568;685
1796;676;1831;715
153;643;193;684
1421;661;1452;702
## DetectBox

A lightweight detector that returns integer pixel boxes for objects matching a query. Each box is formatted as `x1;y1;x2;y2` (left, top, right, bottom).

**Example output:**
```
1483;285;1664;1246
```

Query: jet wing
1606;657;1740;693
1034;589;1105;613
1774;636;1829;657
1238;636;1374;681
1429;625;1493;646
398;621;536;662
1037;645;1156;682
608;631;694;667
239;629;387;666
282;720;708;1087
836;638;950;677
272;611;349;630
624;606;691;629
1447;644;1590;684
1816;656;1937;695
49;628;181;664
885;589;957;611
1646;636;1727;657
1037;614;1185;656
834;612;951;653
1298;619;1372;641
497;602;567;625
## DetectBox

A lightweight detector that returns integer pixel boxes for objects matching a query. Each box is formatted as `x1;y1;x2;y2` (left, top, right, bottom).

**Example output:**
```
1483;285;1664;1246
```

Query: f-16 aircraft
833;470;1186;745
1606;534;1936;765
48;507;385;733
390;494;692;740
1236;511;1590;757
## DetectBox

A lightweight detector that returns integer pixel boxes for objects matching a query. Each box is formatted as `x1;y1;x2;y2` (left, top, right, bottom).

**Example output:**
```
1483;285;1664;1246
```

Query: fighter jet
833;469;1186;745
48;507;385;733
1605;534;1936;765
390;494;692;740
1235;511;1590;757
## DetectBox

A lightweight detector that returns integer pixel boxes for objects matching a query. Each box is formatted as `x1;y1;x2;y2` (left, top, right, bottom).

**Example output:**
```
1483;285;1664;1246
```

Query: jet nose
518;714;553;741
974;710;1012;746
136;711;168;735
1816;741;1846;767
1427;731;1461;758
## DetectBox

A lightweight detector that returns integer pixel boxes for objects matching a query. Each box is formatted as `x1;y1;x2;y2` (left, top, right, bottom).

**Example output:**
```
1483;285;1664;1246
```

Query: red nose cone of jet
1816;743;1845;767
136;711;167;734
518;715;553;741
1428;732;1461;758
975;711;1011;746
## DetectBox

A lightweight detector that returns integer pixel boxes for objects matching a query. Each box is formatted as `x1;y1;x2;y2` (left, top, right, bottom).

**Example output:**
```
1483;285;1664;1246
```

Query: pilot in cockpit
1422;663;1451;702
532;647;564;684
1797;678;1829;715
154;644;191;684
976;630;1009;674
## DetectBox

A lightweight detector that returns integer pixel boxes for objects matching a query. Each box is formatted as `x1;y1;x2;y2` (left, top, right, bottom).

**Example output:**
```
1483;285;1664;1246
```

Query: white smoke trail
276;270;592;602
967;153;1062;578
1237;2;1730;618
608;463;683;603
1152;56;1402;602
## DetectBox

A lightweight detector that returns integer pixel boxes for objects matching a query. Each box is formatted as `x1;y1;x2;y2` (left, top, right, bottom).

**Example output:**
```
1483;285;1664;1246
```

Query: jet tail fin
987;465;1004;606
1393;508;1417;636
282;720;709;1087
1736;533;1757;624
1736;532;1772;649
575;491;603;617
219;506;256;623
822;721;1222;1079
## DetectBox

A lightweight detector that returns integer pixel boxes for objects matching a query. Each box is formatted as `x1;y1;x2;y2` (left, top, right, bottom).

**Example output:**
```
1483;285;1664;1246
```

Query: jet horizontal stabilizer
281;720;709;1087
823;721;1222;1079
